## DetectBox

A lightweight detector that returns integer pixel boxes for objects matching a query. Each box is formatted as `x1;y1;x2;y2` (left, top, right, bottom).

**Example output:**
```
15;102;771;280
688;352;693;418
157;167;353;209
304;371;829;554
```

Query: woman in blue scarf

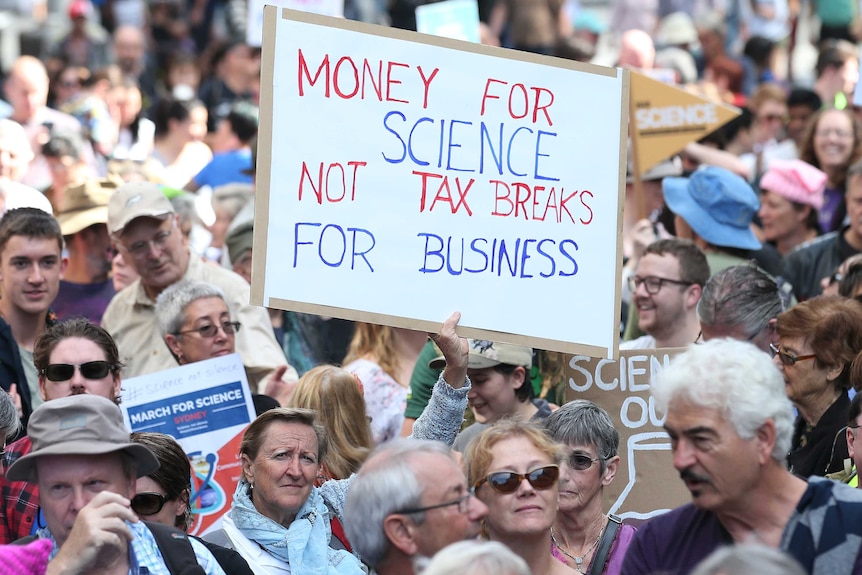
205;312;470;574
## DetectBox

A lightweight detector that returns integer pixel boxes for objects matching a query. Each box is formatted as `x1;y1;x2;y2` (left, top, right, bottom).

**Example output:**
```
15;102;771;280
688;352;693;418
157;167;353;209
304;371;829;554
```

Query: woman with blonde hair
343;322;427;444
464;420;576;575
288;365;374;484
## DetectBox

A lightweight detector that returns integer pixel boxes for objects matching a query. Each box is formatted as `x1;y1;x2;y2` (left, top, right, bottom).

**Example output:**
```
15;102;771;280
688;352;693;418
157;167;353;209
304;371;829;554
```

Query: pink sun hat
759;159;827;211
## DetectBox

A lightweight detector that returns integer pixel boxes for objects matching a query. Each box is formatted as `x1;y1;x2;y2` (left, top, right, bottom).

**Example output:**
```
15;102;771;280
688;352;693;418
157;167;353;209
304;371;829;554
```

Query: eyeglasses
475;465;559;494
568;453;601;471
176;321;240;338
42;361;114;382
769;343;816;367
815;128;854;139
695;327;760;344
758;113;787;123
131;492;169;515
628;275;693;295
829;271;845;286
124;227;173;259
396;487;476;515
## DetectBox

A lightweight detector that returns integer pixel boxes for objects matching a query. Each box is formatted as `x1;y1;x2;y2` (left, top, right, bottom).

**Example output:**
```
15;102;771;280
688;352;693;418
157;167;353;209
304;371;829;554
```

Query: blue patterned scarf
229;479;365;575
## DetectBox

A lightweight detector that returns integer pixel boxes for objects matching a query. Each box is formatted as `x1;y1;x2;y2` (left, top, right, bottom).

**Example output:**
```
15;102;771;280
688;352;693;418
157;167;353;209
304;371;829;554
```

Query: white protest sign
247;0;344;47
120;353;256;535
252;7;628;358
416;0;480;43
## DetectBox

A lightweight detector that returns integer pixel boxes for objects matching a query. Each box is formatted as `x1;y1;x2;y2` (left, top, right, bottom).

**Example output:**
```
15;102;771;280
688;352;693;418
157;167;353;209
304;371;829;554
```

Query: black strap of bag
145;520;206;575
589;514;622;575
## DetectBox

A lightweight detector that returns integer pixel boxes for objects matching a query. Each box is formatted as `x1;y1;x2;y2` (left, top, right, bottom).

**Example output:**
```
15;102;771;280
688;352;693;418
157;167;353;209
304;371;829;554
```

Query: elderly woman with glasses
774;296;862;478
544;401;636;575
464;419;575;575
155;280;296;404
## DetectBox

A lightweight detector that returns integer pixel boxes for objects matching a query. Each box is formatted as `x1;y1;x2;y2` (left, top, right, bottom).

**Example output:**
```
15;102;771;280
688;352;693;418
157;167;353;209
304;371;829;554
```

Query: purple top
819;186;844;232
553;522;637;575
52;279;116;325
620;504;730;575
620;478;862;575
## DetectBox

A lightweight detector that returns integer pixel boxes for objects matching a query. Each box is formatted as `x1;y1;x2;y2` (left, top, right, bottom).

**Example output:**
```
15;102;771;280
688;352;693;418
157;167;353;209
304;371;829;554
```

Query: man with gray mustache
621;339;862;575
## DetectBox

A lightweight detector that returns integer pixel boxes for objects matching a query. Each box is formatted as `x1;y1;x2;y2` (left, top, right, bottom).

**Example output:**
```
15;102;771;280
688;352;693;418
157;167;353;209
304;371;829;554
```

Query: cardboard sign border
565;347;689;518
253;6;629;359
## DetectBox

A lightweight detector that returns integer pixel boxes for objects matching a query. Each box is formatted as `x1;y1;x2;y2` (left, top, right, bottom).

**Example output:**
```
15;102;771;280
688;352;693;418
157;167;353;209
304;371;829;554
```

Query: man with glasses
696;265;786;353
621;339;862;575
622;238;709;349
5;394;226;574
101;181;294;389
0;208;66;428
344;439;489;575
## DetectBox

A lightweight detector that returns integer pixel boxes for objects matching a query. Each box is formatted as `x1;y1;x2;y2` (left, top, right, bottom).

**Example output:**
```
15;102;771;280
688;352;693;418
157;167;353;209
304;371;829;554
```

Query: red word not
413;171;474;215
298;161;367;204
491;180;593;225
480;79;555;126
298;49;439;108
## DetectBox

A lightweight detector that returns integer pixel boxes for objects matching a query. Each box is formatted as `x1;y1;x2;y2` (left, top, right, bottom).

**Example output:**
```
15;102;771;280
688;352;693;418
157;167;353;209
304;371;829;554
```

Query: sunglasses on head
475;465;559;494
131;492;169;515
41;361;114;382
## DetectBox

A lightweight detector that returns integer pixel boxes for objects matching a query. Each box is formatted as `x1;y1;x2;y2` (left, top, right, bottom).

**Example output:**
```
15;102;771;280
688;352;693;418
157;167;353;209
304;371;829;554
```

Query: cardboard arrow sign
630;71;740;175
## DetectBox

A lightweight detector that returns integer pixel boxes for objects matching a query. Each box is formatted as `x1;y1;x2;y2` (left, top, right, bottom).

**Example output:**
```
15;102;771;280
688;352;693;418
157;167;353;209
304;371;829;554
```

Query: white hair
417;540;530;575
652;339;794;461
691;544;805;575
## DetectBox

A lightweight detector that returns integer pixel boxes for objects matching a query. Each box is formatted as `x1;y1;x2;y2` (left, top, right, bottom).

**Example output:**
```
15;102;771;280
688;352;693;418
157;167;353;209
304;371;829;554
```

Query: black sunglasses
475;465;559;494
131;492;169;515
42;361;114;382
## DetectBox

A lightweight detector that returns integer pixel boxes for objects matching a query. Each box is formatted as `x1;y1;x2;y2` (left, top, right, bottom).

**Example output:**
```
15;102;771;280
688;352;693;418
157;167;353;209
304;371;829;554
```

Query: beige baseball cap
58;177;121;236
429;339;533;369
107;181;174;234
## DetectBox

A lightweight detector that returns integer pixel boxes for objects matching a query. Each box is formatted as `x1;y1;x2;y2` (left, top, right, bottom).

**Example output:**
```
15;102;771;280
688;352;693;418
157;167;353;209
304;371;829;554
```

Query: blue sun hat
662;166;761;250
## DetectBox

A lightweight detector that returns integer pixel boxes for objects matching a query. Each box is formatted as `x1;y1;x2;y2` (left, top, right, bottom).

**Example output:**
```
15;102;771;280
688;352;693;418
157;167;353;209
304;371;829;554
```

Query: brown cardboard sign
630;72;740;174
565;348;690;519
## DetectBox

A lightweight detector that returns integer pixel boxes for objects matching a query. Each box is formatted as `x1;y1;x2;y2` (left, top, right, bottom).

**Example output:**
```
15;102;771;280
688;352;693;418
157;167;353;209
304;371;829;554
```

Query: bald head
0;119;34;181
5;57;49;123
618;29;656;70
113;26;145;75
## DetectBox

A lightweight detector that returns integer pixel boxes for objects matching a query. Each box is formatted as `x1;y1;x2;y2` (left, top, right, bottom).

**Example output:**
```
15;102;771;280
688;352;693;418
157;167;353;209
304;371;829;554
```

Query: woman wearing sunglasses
464;420;576;575
129;432;254;575
544;401;636;575
774;296;862;478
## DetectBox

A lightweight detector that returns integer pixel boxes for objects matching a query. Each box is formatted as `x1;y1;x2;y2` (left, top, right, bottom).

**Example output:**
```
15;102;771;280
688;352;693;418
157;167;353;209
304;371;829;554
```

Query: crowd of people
0;0;862;574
